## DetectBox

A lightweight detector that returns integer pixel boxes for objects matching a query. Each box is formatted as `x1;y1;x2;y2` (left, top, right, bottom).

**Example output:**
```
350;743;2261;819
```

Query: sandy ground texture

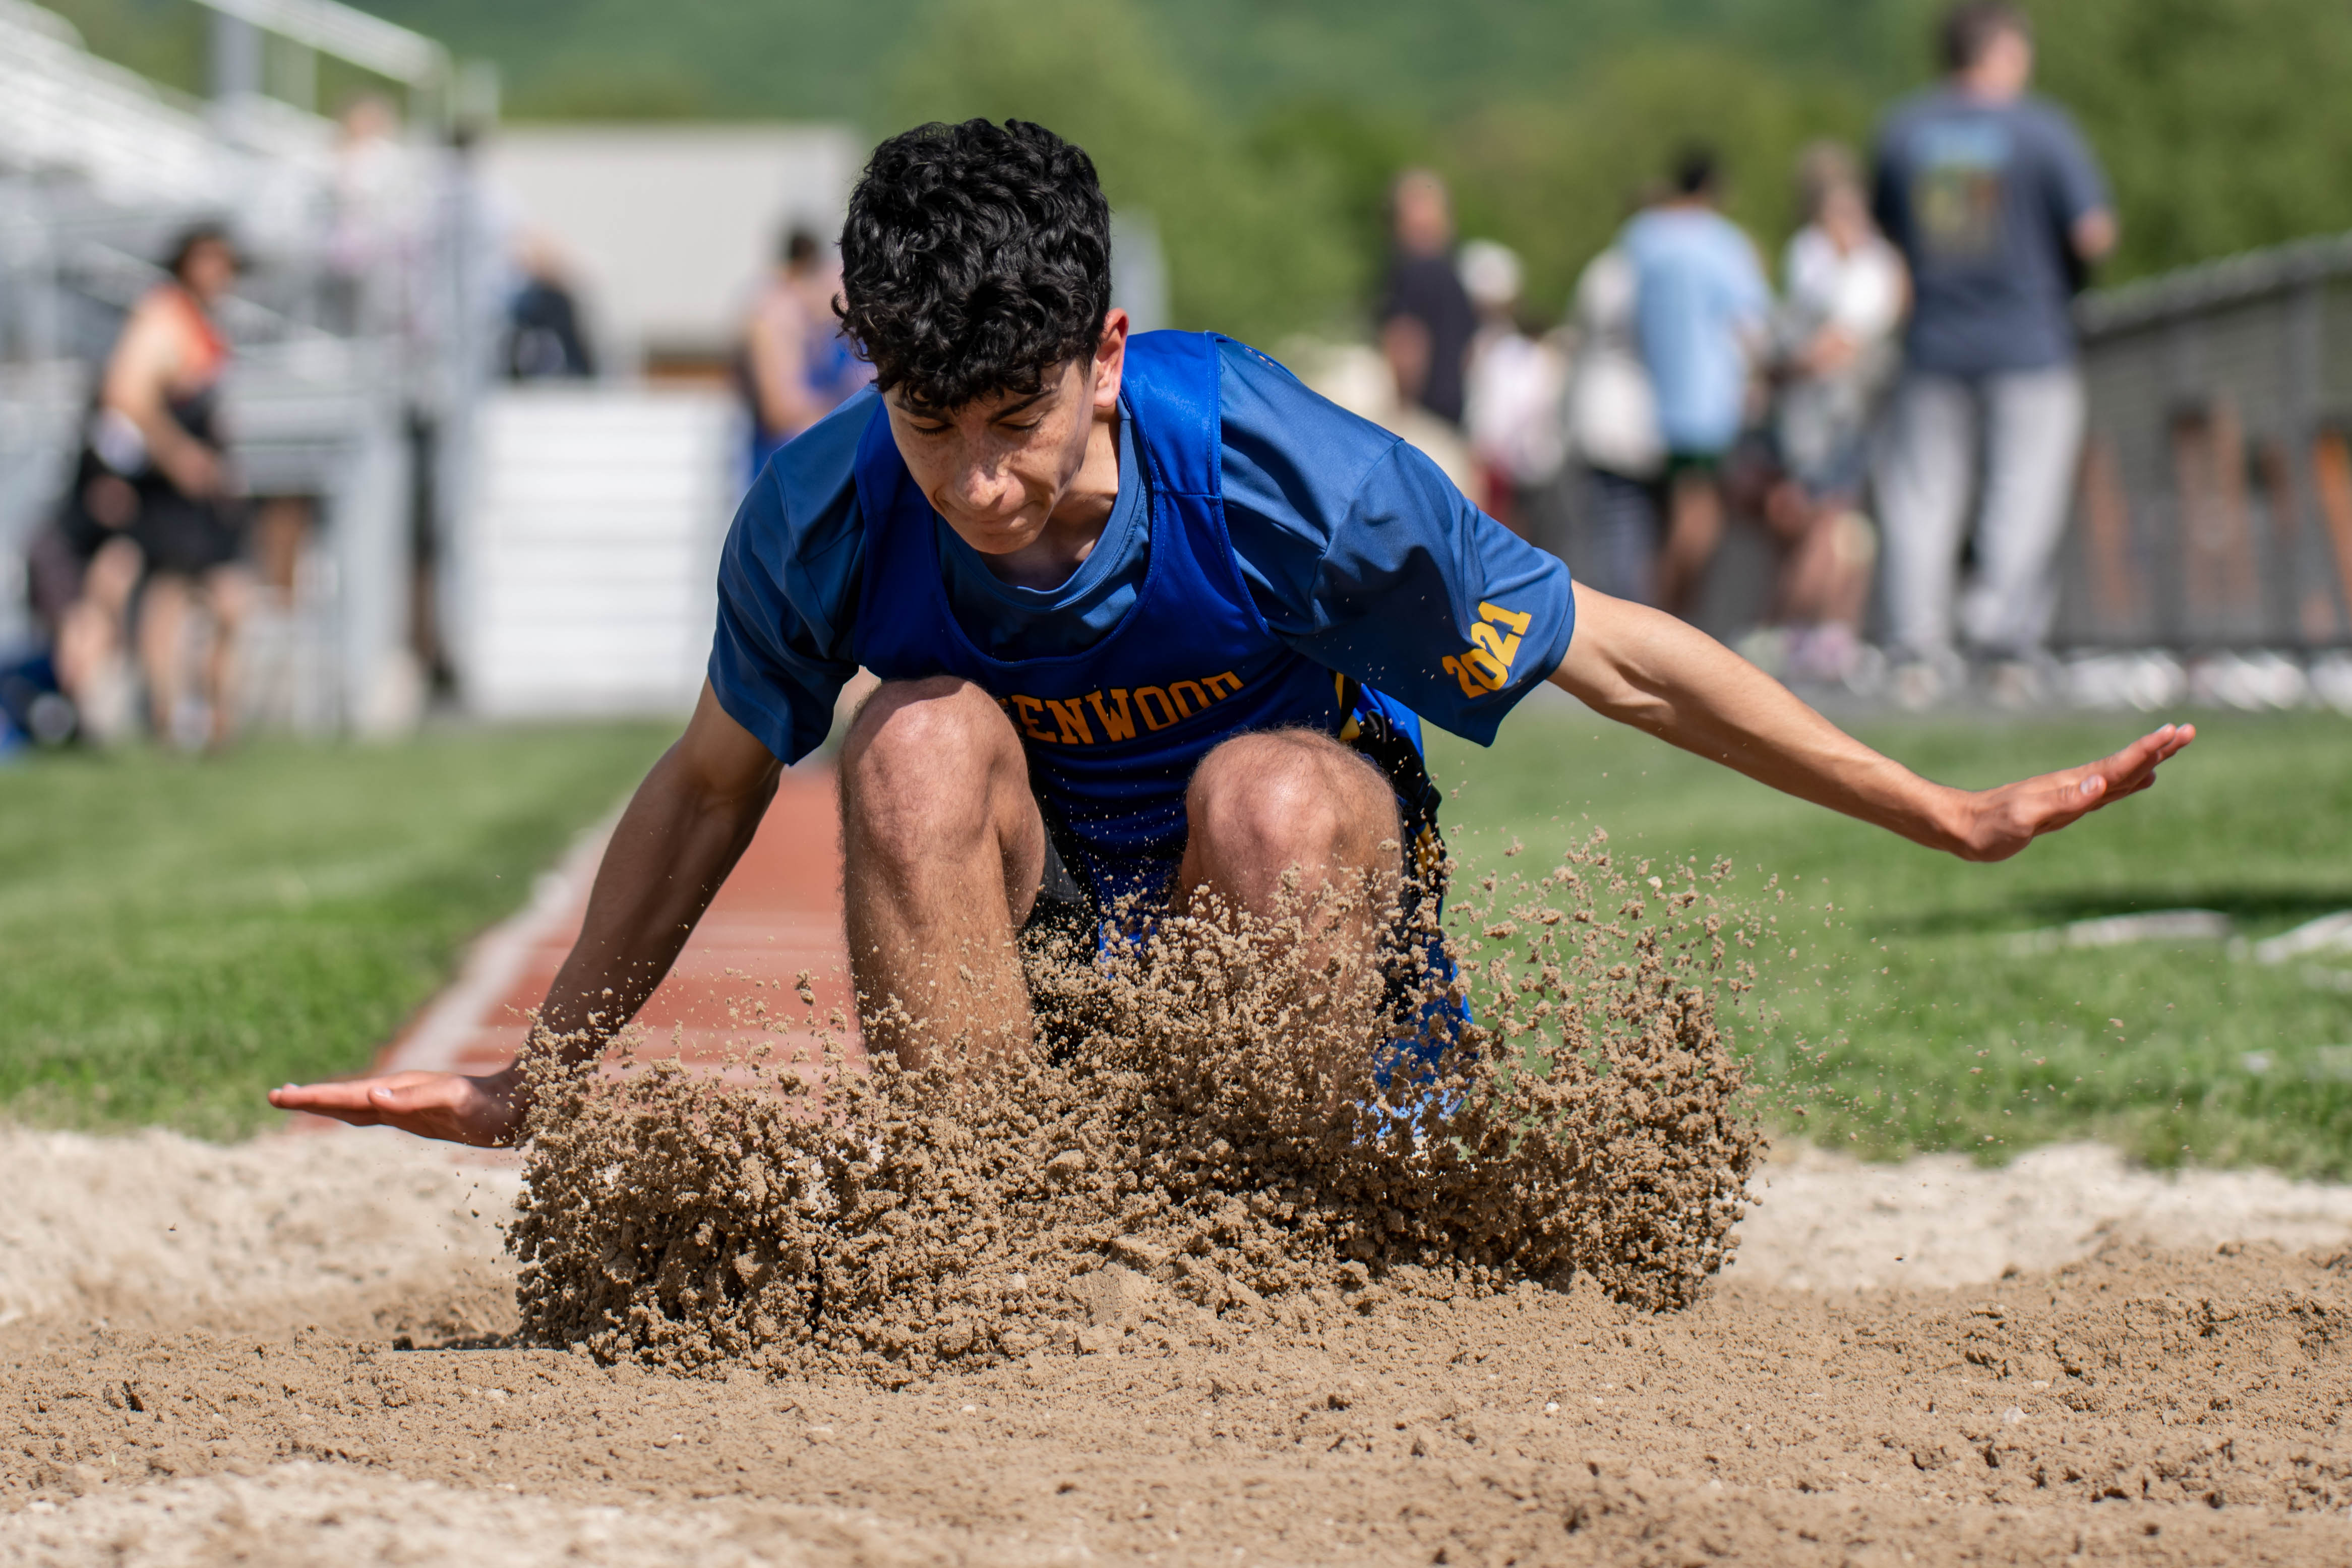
6;1124;2352;1566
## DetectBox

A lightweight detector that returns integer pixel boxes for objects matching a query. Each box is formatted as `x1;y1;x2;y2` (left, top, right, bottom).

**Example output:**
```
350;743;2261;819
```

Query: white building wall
480;125;861;366
457;384;737;718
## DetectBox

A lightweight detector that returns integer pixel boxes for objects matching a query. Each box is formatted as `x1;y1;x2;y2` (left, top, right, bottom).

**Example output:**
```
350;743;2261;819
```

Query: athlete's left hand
1944;722;2195;863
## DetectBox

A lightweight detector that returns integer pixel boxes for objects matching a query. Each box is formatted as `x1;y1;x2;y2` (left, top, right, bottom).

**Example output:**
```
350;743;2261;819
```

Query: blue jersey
711;332;1574;872
857;330;1407;885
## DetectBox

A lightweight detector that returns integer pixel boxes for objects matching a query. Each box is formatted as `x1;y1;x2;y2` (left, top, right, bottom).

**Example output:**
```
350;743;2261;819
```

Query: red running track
368;766;862;1082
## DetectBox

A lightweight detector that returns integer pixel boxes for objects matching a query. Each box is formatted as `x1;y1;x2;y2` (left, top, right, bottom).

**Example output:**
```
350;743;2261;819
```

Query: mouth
934;499;1040;550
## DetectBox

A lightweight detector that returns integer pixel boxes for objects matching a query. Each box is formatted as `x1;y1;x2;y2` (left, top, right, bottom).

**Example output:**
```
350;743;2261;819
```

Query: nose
944;456;1023;521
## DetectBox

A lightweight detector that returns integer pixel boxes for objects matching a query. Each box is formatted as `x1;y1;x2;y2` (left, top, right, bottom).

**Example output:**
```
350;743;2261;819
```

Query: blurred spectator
325;93;420;335
504;234;597;380
1619;147;1771;618
24;470;141;743
1377;169;1477;428
1564;216;1667;604
740;228;871;480
1869;0;2116;706
28;226;252;748
1459;239;1567;537
1759;141;1907;683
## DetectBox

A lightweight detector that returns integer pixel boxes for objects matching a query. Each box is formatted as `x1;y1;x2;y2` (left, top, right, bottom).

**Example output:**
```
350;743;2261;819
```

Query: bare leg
1767;482;1852;628
198;563;253;748
135;573;191;739
1657;469;1724;620
1177;728;1402;992
839;676;1045;1071
56;537;141;698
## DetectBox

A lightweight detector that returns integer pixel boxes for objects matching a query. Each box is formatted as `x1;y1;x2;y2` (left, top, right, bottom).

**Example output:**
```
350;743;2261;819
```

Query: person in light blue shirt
1618;149;1771;617
276;118;2192;1150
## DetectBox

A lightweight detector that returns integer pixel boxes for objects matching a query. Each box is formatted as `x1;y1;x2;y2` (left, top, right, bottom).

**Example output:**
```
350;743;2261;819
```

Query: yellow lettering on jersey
1470;620;1521;670
1010;693;1057;744
1088;688;1137;742
1045;697;1094;746
1440;654;1486;698
1442;599;1534;697
999;670;1249;747
1131;685;1179;731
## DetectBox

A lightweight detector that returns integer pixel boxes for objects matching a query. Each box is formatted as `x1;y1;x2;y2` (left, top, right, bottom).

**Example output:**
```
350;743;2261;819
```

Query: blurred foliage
2029;0;2352;282
1435;45;1873;321
885;0;1361;346
36;0;2352;335
32;0;203;94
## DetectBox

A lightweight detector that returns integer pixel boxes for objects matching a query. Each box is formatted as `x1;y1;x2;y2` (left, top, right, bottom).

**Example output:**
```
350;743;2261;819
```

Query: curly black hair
838;119;1112;412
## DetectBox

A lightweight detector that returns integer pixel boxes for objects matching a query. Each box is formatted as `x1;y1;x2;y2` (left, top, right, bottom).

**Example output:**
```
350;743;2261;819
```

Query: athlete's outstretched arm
1549;583;2193;862
269;682;783;1144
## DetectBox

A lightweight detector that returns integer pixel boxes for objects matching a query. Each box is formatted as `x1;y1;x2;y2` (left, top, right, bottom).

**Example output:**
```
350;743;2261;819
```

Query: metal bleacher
0;0;477;735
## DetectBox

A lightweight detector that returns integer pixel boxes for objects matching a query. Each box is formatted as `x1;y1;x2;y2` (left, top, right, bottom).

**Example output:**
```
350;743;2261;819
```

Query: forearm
1551;585;1967;852
527;741;779;1068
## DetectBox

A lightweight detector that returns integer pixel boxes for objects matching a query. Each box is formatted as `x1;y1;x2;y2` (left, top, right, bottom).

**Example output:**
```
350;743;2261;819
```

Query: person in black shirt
505;236;598;381
1377;169;1478;428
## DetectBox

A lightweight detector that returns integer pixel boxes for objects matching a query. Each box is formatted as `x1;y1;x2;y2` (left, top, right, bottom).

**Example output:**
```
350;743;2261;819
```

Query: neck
1954;70;2022;102
978;407;1122;590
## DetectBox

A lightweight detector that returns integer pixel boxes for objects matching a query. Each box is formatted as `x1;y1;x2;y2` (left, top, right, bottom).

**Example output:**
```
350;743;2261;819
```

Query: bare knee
1186;730;1397;892
840;677;1026;863
203;565;253;627
87;539;143;611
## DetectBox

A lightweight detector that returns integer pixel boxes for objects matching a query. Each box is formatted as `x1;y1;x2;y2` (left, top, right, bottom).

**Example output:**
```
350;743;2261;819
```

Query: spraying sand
510;840;1759;1378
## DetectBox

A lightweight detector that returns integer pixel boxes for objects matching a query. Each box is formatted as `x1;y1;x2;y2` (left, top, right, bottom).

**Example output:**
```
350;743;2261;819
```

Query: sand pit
10;848;2352;1563
8;1119;2352;1564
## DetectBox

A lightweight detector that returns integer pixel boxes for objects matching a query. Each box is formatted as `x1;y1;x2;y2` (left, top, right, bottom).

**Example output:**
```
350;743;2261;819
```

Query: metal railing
2060;234;2352;651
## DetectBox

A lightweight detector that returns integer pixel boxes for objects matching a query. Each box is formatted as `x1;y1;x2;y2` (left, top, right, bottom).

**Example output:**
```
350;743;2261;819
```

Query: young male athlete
275;120;2192;1147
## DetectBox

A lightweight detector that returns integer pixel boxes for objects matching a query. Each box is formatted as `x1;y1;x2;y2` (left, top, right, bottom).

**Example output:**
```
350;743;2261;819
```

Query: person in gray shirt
1869;1;2116;706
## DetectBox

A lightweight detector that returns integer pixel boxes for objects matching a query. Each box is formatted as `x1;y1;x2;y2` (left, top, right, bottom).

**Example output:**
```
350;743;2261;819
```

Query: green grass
0;723;675;1139
15;699;2350;1172
1427;698;2352;1177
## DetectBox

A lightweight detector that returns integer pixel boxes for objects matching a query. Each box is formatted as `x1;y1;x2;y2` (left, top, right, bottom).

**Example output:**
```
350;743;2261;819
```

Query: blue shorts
1017;701;1471;1080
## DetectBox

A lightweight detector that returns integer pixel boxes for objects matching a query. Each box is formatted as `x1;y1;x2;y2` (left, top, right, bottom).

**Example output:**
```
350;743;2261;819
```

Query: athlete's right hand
269;1067;527;1148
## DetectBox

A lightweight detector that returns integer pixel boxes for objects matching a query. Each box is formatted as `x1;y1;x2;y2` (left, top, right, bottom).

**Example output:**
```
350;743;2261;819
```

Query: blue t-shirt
709;336;1573;768
1619;207;1771;457
1872;89;2110;376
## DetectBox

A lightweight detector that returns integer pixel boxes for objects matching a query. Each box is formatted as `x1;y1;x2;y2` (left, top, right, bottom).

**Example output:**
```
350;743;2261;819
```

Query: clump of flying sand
507;835;1765;1381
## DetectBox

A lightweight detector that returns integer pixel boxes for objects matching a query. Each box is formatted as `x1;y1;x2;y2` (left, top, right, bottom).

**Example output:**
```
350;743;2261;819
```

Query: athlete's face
884;311;1128;556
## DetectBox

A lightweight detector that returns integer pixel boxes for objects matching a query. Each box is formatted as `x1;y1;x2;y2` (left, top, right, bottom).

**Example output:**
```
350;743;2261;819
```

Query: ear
1093;309;1130;414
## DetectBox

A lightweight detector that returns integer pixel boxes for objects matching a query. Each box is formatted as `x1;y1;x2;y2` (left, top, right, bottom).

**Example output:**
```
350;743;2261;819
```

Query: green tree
1438;44;1871;316
2030;0;2352;282
885;0;1358;342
